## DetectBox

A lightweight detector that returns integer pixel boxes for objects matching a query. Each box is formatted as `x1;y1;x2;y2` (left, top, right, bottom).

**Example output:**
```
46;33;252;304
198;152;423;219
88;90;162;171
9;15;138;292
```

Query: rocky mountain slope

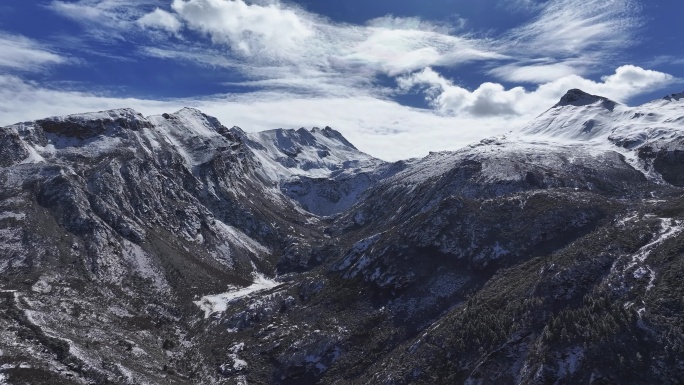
1;90;683;385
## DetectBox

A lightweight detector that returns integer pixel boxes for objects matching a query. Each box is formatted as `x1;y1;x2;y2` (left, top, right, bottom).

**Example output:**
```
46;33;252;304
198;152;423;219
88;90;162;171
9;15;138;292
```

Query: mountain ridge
1;89;684;384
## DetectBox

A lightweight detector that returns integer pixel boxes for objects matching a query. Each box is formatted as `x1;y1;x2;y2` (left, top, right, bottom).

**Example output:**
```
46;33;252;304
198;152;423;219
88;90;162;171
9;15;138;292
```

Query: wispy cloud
48;0;160;40
0;32;69;72
47;0;649;96
137;8;182;34
140;46;240;68
160;0;504;77
49;0;505;92
498;0;544;12
490;0;641;83
489;60;592;83
644;55;684;68
366;15;464;34
506;0;639;55
338;26;505;77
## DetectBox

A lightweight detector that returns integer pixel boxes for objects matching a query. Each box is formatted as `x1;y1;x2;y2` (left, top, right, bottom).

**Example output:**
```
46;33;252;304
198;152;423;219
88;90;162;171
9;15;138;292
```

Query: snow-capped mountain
242;126;379;181
520;89;684;184
522;89;684;146
1;89;684;385
238;126;392;216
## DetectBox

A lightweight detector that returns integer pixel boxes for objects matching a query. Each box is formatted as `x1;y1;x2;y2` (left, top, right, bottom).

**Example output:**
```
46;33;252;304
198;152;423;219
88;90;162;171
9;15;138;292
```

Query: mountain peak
257;126;356;151
664;92;684;102
553;89;615;109
153;107;232;139
319;126;357;150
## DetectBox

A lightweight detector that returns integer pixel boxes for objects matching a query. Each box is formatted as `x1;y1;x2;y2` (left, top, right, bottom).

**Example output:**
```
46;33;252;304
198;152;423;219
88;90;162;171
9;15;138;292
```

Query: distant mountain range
1;89;683;384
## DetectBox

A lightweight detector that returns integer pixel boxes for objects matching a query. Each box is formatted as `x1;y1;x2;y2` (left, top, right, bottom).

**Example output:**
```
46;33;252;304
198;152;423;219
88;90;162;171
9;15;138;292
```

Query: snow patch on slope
627;218;683;292
195;273;281;318
120;240;170;292
214;220;271;257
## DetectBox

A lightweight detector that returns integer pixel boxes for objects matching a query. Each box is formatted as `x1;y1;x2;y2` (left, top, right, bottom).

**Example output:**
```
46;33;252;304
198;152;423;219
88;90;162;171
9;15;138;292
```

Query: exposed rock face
1;90;684;385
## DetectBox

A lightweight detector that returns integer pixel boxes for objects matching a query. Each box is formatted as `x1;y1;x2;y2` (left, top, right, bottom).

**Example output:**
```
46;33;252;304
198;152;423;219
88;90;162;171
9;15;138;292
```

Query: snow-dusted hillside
518;89;684;184
521;89;684;143
2;89;684;385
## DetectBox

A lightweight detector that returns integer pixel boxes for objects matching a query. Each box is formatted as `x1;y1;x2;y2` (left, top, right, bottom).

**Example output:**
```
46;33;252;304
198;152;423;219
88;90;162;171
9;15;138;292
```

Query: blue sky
0;0;681;160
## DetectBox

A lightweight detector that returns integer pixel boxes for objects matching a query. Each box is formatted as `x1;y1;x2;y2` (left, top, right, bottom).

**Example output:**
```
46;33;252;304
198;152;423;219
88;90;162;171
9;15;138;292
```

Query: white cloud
399;69;526;117
489;61;589;83
49;0;160;39
170;0;313;59
137;8;182;34
48;0;646;102
221;74;384;98
57;0;503;82
162;0;503;76
645;55;684;68
0;32;68;71
340;28;505;77
507;0;639;55
490;0;640;84
598;65;676;94
109;0;505;111
140;46;239;68
366;15;460;34
348;18;502;76
399;65;675;118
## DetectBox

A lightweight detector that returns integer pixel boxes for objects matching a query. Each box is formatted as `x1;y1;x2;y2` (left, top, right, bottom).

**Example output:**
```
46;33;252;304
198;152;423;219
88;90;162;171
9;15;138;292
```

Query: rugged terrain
1;89;684;384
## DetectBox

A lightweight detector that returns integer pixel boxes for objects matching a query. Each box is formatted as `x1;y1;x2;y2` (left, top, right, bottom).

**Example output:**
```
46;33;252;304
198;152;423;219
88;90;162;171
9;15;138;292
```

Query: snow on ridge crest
151;107;227;139
244;125;382;182
523;87;684;141
552;89;617;109
41;108;148;125
2;105;377;184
